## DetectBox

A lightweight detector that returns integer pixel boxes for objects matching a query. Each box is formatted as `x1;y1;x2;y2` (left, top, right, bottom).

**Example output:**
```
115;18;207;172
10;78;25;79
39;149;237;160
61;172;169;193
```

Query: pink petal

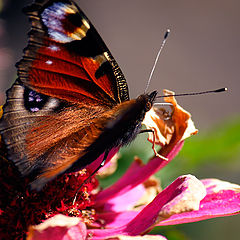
93;211;139;228
89;175;204;239
157;179;240;226
201;178;240;195
95;141;184;206
27;214;87;240
97;152;119;177
159;175;206;218
86;148;119;173
105;235;167;240
101;184;146;212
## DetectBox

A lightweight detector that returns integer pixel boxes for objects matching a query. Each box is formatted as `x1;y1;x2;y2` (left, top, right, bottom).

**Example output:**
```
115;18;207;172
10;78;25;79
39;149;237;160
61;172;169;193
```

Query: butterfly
0;0;157;191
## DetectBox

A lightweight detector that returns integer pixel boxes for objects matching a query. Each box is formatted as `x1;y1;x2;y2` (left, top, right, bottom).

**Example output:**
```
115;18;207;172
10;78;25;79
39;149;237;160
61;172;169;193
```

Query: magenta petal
27;215;87;240
101;184;145;212
159;175;206;218
89;175;203;239
87;148;119;173
95;141;184;206
94;211;139;228
201;178;240;195
158;178;240;226
105;235;167;240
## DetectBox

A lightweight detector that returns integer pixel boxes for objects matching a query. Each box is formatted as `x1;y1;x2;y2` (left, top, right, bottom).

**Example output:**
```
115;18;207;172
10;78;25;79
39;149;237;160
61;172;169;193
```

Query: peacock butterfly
0;0;158;191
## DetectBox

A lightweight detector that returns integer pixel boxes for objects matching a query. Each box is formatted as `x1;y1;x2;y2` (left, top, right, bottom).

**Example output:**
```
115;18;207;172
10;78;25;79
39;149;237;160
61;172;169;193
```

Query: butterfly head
143;90;158;112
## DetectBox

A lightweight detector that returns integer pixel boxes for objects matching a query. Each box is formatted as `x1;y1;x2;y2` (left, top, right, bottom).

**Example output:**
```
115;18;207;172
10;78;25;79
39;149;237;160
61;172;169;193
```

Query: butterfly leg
139;129;168;161
88;150;109;178
139;129;155;134
73;150;109;205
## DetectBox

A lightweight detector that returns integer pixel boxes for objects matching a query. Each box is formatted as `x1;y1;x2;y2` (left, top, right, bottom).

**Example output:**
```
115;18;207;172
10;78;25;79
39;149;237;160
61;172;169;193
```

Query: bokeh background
0;0;239;239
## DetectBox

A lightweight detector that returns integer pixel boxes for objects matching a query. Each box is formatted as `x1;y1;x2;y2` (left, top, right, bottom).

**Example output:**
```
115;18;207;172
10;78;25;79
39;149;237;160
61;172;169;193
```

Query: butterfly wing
18;0;129;104
0;0;130;185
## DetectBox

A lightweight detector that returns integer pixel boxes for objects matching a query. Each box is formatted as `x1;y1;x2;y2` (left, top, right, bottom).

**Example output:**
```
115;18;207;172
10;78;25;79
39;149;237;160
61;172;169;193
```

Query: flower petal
106;235;167;240
89;175;204;239
157;179;240;226
94;178;161;228
95;142;184;205
97;152;119;178
158;175;206;218
101;184;146;212
143;89;198;147
201;178;240;194
87;148;119;173
27;214;87;240
94;211;139;229
142;107;174;146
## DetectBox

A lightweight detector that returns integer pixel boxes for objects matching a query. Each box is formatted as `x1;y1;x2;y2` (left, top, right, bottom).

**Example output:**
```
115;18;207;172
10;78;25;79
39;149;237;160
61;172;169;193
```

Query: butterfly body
0;0;157;190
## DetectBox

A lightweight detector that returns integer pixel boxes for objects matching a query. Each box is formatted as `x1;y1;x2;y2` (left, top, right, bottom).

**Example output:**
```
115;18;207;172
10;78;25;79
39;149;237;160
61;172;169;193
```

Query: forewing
17;0;129;105
0;0;132;188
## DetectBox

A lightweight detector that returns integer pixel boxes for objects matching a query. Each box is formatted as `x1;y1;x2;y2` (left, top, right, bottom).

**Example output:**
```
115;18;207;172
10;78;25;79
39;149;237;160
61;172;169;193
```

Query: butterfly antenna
156;87;227;98
145;29;170;93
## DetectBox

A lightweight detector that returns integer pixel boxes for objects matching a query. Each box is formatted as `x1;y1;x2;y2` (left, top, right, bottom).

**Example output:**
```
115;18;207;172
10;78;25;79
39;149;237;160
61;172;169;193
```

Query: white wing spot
48;45;59;51
46;60;53;65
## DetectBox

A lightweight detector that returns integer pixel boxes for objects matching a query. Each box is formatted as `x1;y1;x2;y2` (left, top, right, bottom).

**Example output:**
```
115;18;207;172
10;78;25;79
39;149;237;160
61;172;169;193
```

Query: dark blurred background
0;0;239;239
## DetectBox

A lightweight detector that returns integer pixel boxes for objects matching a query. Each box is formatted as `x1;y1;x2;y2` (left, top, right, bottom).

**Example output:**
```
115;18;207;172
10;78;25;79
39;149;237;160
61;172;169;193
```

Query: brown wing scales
0;0;133;190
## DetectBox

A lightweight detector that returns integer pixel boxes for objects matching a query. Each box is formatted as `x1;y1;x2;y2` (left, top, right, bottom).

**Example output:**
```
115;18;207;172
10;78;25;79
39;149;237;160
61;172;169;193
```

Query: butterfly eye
145;102;152;112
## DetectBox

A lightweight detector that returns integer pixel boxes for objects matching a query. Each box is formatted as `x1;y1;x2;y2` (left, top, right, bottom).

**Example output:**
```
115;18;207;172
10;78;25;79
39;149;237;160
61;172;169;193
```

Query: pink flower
27;175;240;240
1;90;240;240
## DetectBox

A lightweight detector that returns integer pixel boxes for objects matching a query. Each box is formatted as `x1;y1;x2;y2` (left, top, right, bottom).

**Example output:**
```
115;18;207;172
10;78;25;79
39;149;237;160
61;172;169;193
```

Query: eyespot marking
41;2;90;43
24;89;49;113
